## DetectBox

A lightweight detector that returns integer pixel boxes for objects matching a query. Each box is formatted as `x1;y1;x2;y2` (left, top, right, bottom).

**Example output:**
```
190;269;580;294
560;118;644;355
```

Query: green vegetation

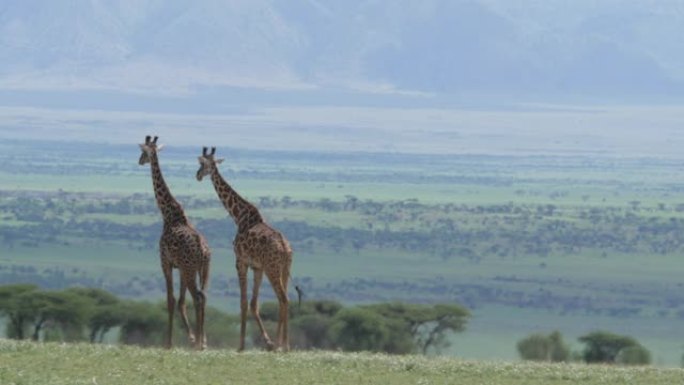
517;331;570;362
2;340;683;385
579;331;652;365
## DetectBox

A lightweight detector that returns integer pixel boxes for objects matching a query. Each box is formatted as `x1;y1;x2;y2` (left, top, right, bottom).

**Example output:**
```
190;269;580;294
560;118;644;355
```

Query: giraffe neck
150;152;188;225
210;167;263;232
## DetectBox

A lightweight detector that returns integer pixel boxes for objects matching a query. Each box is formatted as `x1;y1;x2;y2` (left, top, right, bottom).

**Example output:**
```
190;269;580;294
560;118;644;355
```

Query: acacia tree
118;301;166;346
261;300;469;354
66;288;123;343
329;307;390;352
258;300;343;350
24;289;93;341
517;331;570;362
364;302;470;354
579;331;650;365
0;286;94;341
0;284;39;339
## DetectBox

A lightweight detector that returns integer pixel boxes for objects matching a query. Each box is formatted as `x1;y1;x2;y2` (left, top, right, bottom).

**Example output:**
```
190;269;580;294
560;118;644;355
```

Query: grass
2;340;684;385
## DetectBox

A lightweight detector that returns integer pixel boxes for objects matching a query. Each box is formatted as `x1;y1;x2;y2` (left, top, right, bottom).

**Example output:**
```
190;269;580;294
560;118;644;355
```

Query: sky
0;0;683;154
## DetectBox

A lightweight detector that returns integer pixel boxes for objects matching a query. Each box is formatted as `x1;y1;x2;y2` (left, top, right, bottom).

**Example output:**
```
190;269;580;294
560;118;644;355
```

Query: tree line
0;284;469;354
6;192;684;260
0;283;656;365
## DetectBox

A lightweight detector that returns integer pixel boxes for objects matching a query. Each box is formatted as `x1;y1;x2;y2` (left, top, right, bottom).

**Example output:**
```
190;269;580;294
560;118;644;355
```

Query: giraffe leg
280;261;292;351
267;269;289;352
177;279;196;345
185;271;206;351
251;269;275;351
162;261;175;349
200;263;210;349
237;263;249;352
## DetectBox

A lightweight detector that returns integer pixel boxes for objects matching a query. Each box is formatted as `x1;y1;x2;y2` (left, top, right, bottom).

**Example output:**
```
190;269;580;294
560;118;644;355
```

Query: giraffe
196;146;293;351
138;135;211;350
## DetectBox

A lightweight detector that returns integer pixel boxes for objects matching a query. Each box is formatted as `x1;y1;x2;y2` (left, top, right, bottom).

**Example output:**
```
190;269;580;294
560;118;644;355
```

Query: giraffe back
234;222;292;271
161;223;211;269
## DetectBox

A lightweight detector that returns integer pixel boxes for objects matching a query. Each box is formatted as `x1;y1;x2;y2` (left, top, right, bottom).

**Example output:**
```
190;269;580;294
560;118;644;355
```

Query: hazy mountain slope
0;0;682;99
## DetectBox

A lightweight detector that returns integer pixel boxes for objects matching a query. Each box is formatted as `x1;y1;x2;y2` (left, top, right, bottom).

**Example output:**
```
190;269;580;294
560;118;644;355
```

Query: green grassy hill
1;340;682;385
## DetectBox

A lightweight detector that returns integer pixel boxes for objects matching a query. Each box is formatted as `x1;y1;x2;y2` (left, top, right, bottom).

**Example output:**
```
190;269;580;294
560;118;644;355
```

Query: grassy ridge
1;340;683;385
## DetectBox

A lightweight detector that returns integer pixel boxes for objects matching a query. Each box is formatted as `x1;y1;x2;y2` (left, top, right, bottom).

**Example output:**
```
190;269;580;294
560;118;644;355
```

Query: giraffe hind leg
162;261;175;349
267;268;289;352
185;271;206;351
177;279;196;345
251;269;275;351
277;261;292;351
199;263;210;348
237;264;248;352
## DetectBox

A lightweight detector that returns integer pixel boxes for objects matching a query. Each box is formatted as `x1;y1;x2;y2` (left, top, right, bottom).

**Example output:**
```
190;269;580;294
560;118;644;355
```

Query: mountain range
1;0;683;104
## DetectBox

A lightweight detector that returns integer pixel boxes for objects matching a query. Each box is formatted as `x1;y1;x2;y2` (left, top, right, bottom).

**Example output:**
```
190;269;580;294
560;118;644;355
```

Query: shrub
616;345;652;366
329;308;390;352
517;331;569;362
578;331;648;365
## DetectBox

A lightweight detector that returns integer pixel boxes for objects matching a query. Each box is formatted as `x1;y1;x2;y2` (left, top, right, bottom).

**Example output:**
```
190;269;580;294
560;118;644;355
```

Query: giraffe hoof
265;341;276;352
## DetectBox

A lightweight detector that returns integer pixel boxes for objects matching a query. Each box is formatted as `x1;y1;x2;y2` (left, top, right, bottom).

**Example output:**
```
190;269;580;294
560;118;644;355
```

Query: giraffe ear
139;144;147;151
215;158;225;164
156;144;165;152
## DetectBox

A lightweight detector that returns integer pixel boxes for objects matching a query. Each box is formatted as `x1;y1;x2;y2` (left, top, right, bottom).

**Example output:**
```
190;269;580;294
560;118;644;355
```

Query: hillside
1;340;682;385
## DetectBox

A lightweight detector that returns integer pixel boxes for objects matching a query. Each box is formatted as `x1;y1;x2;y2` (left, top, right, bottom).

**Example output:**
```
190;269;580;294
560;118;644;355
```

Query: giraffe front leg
251;269;275;351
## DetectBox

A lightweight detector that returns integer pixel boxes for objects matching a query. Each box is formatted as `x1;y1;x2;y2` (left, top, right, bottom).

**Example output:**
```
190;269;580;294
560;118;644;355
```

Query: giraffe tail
295;285;303;310
200;263;210;293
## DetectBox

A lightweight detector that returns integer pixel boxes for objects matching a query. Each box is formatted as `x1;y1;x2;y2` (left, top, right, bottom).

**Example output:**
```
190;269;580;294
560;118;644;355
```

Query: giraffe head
138;135;164;165
196;146;224;181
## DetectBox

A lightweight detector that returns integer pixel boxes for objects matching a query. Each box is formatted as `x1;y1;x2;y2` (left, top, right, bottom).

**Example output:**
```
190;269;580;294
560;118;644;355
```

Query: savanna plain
2;136;684;375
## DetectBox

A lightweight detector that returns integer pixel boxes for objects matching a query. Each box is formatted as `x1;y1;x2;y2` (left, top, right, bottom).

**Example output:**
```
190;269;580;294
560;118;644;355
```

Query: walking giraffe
138;135;211;350
196;147;293;351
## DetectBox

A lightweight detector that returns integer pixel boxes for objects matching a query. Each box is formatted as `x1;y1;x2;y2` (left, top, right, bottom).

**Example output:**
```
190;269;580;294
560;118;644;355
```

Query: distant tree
65;287;122;343
0;285;94;341
179;303;239;349
261;300;468;354
616;345;651;366
119;301;166;346
290;314;335;349
517;331;569;362
0;284;39;339
259;300;343;350
329;308;389;352
25;289;93;342
365;302;469;354
579;331;648;364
